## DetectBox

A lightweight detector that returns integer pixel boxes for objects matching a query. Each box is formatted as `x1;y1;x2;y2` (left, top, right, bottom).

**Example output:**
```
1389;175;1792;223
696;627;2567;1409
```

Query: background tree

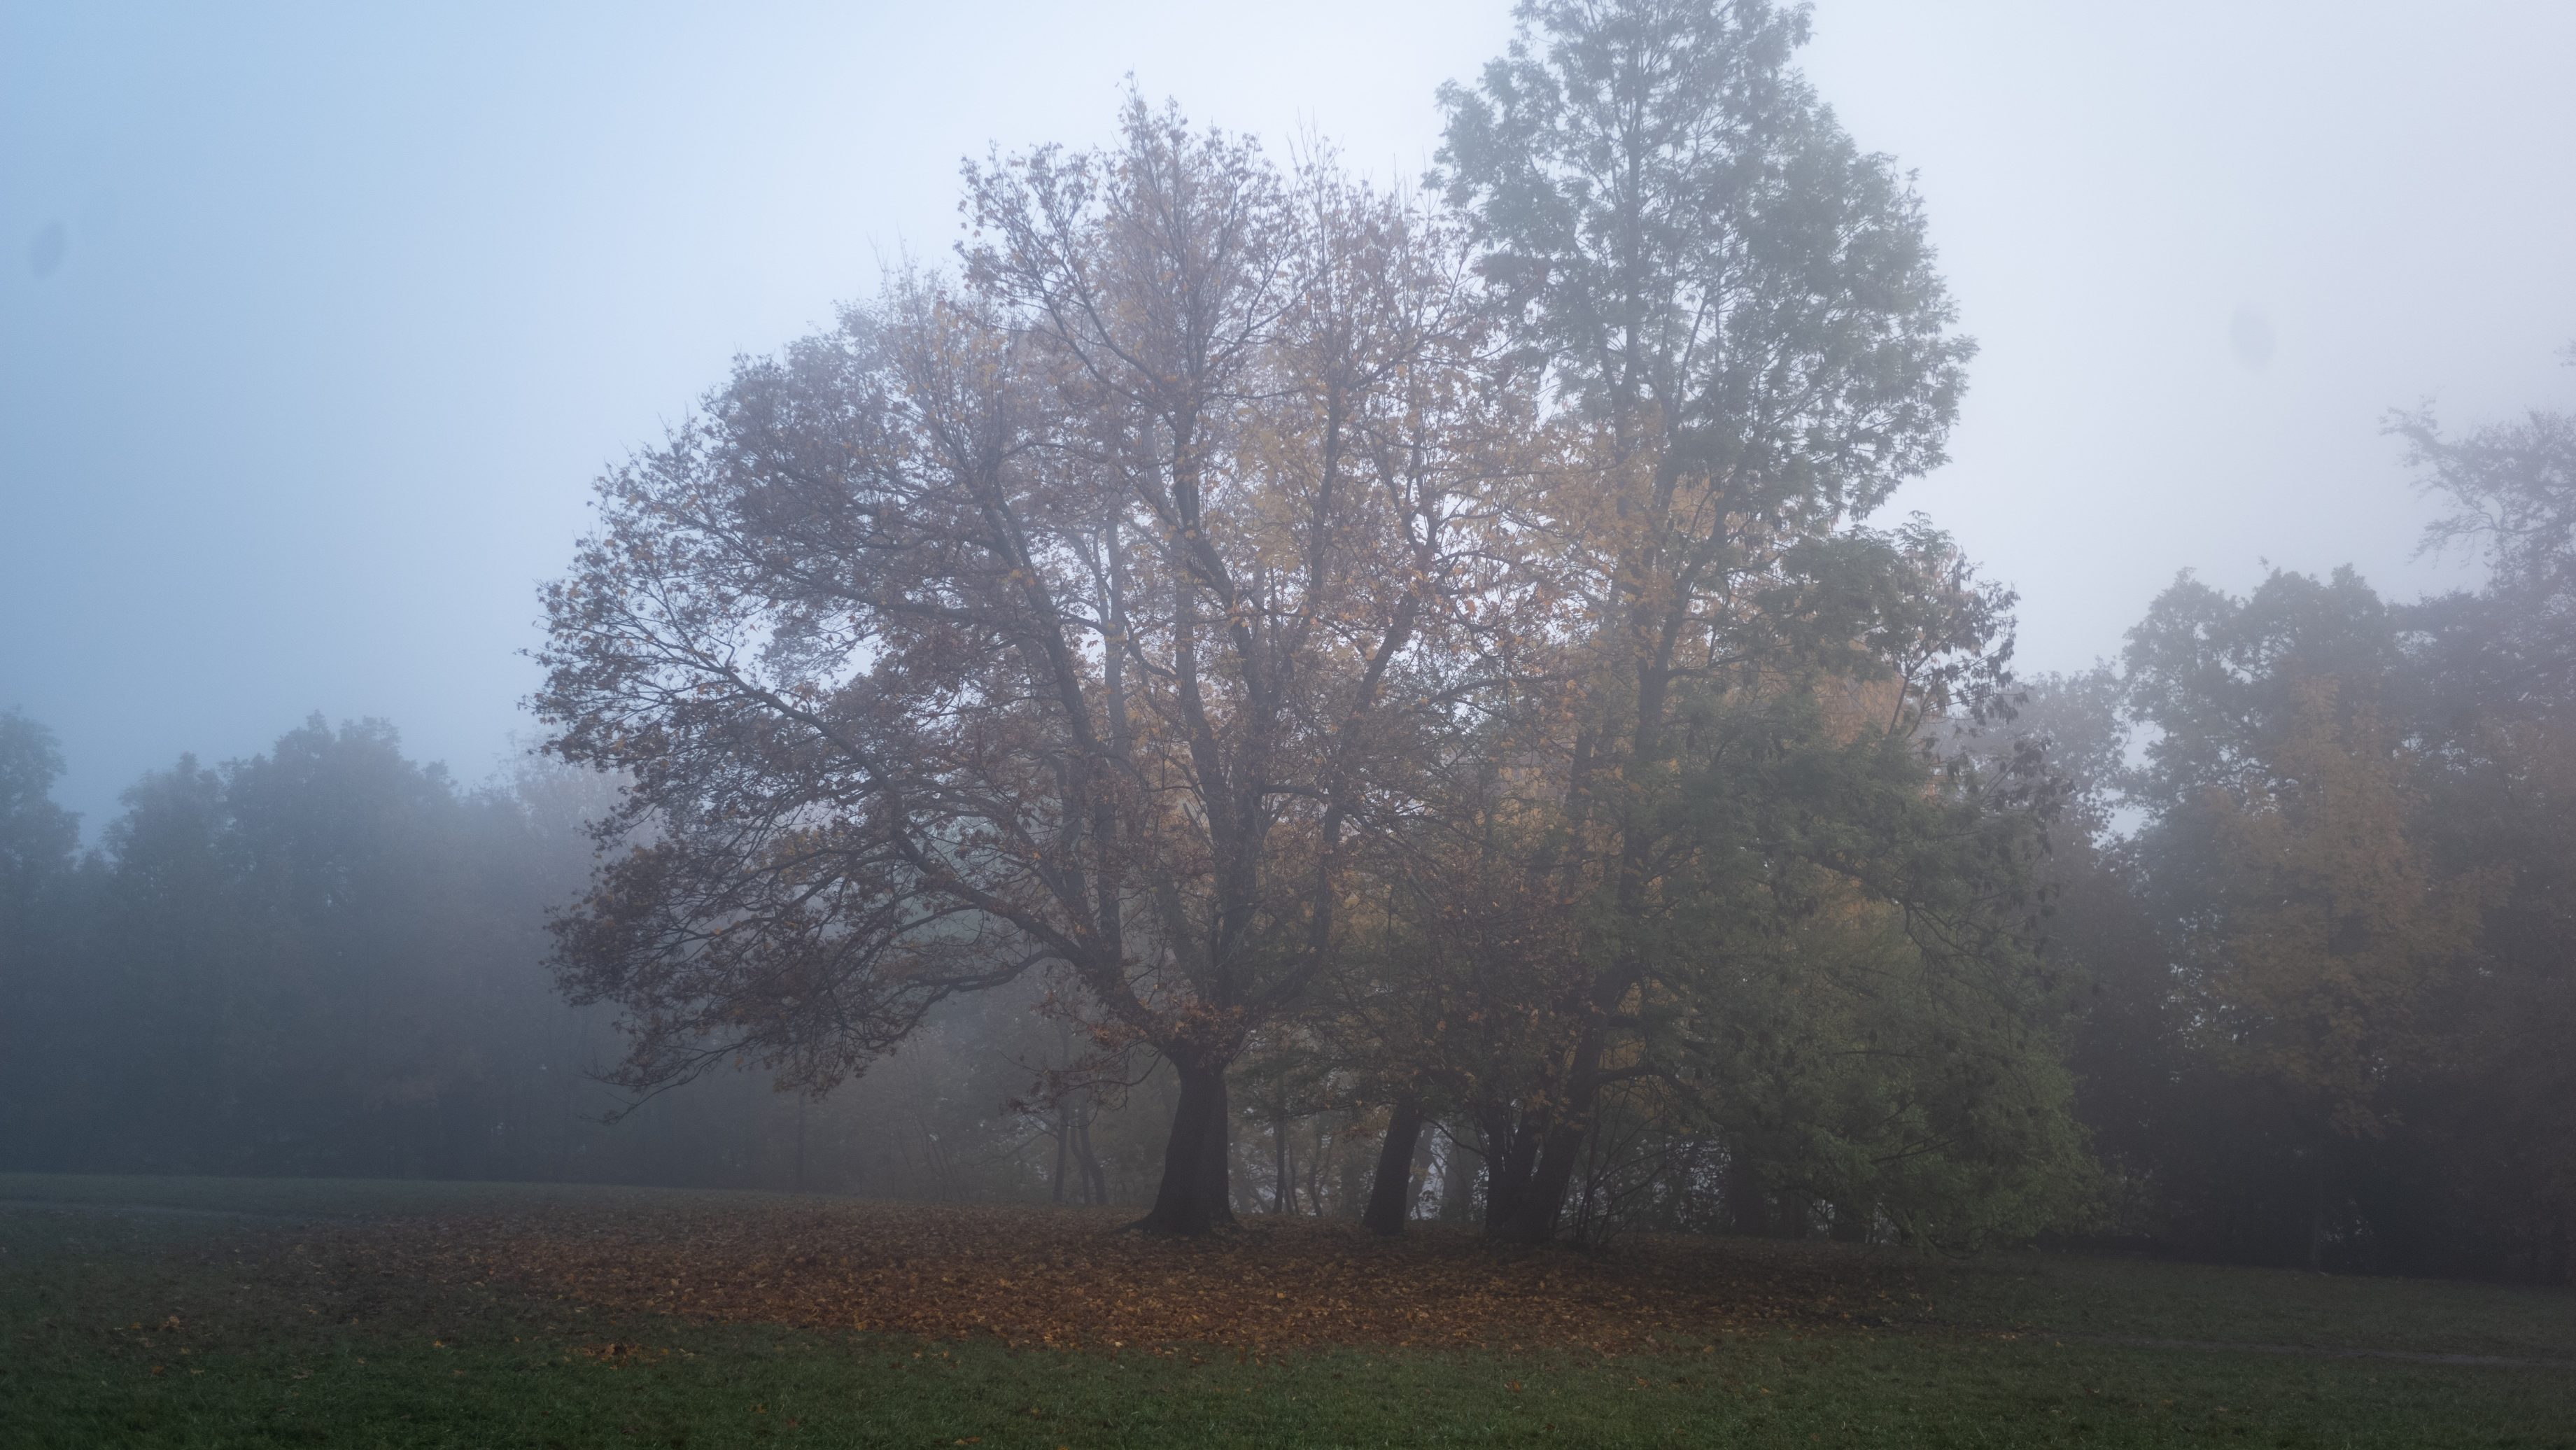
2033;421;2576;1280
2394;356;2575;711
2192;682;2493;1143
2388;358;2576;1279
1427;0;2009;1241
0;710;83;1165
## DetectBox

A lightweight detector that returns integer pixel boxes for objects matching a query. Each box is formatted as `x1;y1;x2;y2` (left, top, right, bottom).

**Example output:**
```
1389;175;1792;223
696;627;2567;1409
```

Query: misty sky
5;1;2573;832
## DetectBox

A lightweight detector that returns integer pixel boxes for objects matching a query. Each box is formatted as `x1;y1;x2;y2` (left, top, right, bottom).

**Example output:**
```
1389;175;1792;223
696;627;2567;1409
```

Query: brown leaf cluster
309;1201;1926;1354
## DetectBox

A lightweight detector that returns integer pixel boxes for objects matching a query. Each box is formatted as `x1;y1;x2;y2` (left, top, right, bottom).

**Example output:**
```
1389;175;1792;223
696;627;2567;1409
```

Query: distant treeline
0;718;1178;1202
2042;401;2576;1283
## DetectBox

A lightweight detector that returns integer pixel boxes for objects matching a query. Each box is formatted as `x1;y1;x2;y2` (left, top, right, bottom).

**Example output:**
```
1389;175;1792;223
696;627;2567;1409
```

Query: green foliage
2036;434;2576;1277
0;709;78;906
1636;692;2088;1247
0;710;85;1176
1677;896;2090;1250
1376;0;2041;1247
1438;0;1971;508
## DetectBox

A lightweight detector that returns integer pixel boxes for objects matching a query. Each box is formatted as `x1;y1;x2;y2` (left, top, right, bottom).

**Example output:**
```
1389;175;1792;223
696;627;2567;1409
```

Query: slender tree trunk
1725;1149;1769;1237
1074;1108;1106;1205
1407;1118;1437;1213
1363;1095;1427;1236
2307;1158;2329;1270
1339;1115;1374;1216
1134;1057;1236;1235
1274;1101;1295;1213
1051;1104;1070;1204
1437;1125;1477;1223
793;1095;808;1195
1306;1122;1328;1216
1829;1199;1870;1244
1480;1106;1535;1232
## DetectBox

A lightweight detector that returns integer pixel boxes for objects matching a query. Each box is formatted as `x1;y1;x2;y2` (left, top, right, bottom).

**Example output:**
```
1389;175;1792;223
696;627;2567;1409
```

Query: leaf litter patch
299;1201;1931;1353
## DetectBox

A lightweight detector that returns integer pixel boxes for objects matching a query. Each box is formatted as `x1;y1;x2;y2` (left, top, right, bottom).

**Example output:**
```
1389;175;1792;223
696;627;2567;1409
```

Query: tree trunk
1724;1150;1769;1237
1273;1101;1295;1213
1490;1120;1585;1244
1771;1193;1810;1239
1335;1117;1371;1216
1074;1108;1106;1205
1133;1057;1236;1235
1480;1106;1536;1232
2306;1160;2328;1271
1363;1095;1426;1236
1829;1199;1870;1244
1306;1122;1329;1215
1406;1116;1437;1217
1488;1015;1613;1244
1437;1123;1477;1224
1051;1104;1071;1204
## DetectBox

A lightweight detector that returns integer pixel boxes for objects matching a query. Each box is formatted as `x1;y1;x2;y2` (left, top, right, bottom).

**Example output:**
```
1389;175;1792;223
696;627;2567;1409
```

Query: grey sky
5;1;2572;832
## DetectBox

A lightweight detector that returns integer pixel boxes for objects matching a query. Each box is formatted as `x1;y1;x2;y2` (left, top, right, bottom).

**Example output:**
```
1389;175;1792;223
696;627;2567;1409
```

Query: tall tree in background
0;711;76;915
1428;0;2011;1241
2093;507;2576;1275
2116;570;2419;1263
2395;361;2576;710
2391;358;2576;1279
2191;682;2493;1146
538;99;1530;1234
0;710;83;1164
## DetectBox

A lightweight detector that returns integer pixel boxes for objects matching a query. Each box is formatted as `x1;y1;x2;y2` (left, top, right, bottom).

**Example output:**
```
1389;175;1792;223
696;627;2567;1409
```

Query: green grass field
4;1174;2571;1449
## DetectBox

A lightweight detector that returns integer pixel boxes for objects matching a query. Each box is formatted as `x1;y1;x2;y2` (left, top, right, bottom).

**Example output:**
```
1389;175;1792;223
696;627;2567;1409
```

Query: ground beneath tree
304;1200;1931;1353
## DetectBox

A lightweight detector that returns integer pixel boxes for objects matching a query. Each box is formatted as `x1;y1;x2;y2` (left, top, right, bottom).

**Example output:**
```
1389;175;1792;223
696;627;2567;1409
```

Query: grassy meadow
4;1174;2571;1449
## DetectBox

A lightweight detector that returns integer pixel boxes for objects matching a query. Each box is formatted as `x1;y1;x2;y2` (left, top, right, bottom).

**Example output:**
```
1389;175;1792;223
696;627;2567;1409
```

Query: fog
10;0;2576;1288
4;0;2570;826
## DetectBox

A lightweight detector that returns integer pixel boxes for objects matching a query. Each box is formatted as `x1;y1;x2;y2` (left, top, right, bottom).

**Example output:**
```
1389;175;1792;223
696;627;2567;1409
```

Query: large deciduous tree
537;100;1528;1234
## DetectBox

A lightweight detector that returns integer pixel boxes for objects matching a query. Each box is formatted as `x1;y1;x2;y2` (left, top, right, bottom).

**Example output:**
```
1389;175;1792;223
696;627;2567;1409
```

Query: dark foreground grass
6;1176;2573;1449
